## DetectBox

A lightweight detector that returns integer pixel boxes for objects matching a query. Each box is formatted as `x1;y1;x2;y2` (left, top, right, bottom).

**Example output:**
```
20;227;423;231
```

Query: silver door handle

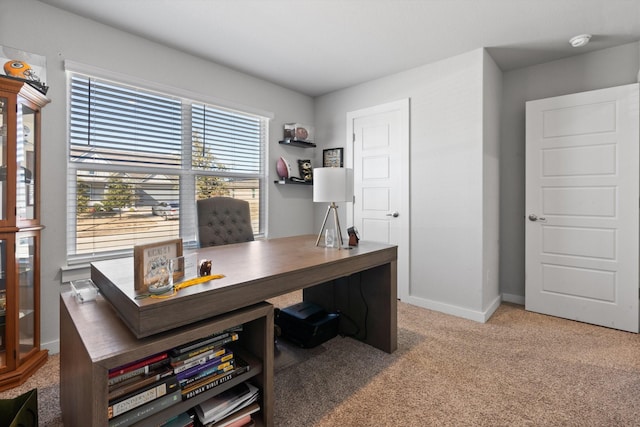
386;211;399;218
528;214;546;222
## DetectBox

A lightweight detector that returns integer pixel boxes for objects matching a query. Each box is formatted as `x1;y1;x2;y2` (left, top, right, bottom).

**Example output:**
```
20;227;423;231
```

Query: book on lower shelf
108;389;181;427
108;374;179;419
108;364;175;401
178;357;235;388
205;402;260;427
181;355;251;401
108;352;171;388
196;382;260;426
169;328;241;361
173;348;234;375
109;351;168;379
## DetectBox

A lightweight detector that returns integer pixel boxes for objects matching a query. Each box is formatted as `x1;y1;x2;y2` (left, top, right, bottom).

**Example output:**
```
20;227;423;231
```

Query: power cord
354;272;368;341
337;309;360;339
337;272;368;341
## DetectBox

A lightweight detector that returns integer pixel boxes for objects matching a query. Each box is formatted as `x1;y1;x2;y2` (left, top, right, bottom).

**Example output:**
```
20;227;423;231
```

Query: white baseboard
42;339;60;355
402;293;502;323
501;293;525;305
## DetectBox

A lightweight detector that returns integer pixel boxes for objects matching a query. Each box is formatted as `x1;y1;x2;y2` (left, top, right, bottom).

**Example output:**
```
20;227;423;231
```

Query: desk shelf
60;293;274;427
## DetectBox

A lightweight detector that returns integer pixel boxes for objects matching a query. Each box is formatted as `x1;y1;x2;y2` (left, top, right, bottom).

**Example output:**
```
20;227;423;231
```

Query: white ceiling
38;0;640;97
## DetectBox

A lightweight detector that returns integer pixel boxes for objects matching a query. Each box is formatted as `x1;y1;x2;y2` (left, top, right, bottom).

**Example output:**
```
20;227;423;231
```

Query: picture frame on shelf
323;148;344;168
134;239;183;291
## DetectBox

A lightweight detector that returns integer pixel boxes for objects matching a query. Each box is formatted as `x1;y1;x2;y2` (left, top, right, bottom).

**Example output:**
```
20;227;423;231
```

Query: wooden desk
61;235;397;426
60;297;274;427
92;235;398;353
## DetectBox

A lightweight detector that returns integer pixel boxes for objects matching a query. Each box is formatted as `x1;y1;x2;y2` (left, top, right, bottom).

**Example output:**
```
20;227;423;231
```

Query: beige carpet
2;294;640;426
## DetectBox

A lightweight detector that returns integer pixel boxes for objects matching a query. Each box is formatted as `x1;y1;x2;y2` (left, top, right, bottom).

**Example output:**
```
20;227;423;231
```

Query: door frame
346;98;410;300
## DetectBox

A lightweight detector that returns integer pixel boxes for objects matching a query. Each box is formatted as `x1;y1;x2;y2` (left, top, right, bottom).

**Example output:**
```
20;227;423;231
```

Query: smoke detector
569;34;591;48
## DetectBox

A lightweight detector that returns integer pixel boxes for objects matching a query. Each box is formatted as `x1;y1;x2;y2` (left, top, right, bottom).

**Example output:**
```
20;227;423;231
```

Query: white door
525;83;639;333
346;99;410;300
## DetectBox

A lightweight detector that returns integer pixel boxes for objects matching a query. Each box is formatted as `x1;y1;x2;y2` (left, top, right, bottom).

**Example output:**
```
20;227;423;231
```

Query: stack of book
107;352;181;427
173;329;251;401
195;382;260;427
107;326;257;426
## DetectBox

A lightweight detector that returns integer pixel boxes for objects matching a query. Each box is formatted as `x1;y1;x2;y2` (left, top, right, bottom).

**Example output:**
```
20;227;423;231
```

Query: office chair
197;197;254;247
197;197;281;348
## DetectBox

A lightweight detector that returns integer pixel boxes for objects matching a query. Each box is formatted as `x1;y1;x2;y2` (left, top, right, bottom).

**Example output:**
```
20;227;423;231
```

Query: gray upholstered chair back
197;197;255;247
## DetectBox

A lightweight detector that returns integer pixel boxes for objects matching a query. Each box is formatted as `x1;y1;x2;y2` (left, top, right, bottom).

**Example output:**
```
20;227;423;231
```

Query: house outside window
66;73;267;263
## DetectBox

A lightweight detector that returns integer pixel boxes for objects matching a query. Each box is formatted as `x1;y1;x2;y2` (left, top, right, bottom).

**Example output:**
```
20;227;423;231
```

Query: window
67;73;267;263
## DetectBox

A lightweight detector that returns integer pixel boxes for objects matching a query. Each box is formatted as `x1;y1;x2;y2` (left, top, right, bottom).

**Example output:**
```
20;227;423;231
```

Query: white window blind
70;75;183;167
67;73;266;263
192;104;262;173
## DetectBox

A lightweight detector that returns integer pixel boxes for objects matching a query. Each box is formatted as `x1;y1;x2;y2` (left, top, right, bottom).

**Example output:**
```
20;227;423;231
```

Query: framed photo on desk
323;148;343;168
133;238;183;291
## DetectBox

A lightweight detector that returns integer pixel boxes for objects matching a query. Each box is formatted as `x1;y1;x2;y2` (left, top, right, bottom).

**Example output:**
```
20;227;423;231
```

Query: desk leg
303;261;397;353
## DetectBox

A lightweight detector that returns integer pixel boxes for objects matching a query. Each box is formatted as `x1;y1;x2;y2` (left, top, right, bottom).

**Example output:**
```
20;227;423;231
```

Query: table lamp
313;167;354;249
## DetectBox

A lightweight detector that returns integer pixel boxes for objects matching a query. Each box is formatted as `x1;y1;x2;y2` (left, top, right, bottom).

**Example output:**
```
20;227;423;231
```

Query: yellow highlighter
142;274;225;299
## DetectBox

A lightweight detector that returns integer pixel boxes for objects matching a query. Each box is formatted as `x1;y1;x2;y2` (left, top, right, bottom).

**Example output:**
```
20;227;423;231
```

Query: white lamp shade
313;168;354;203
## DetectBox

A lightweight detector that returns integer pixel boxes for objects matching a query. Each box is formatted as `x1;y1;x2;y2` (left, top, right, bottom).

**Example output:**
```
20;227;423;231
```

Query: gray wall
499;41;640;303
1;0;316;353
482;51;502;310
315;41;640;318
315;49;502;322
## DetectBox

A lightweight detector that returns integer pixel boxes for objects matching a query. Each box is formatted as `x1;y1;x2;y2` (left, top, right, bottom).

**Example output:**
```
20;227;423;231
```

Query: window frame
64;61;271;265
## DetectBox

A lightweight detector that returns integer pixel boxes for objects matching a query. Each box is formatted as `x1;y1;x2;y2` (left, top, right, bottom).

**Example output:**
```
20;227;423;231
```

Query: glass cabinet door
0;239;5;371
16;233;35;362
0;97;7;222
0;77;48;390
16;104;36;222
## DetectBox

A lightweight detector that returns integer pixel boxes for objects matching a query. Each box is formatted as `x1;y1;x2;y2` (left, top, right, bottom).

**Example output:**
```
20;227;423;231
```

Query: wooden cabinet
60;293;274;426
0;77;49;391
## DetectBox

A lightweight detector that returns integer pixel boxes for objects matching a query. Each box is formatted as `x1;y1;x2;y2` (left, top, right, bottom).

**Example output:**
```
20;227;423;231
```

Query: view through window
67;74;265;262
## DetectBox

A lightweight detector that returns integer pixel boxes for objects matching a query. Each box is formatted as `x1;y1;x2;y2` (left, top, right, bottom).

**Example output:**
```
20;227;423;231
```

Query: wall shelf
278;140;316;148
274;179;312;186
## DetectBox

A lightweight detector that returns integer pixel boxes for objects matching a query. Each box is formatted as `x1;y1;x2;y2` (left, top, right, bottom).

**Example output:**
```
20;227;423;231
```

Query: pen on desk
135;274;225;299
